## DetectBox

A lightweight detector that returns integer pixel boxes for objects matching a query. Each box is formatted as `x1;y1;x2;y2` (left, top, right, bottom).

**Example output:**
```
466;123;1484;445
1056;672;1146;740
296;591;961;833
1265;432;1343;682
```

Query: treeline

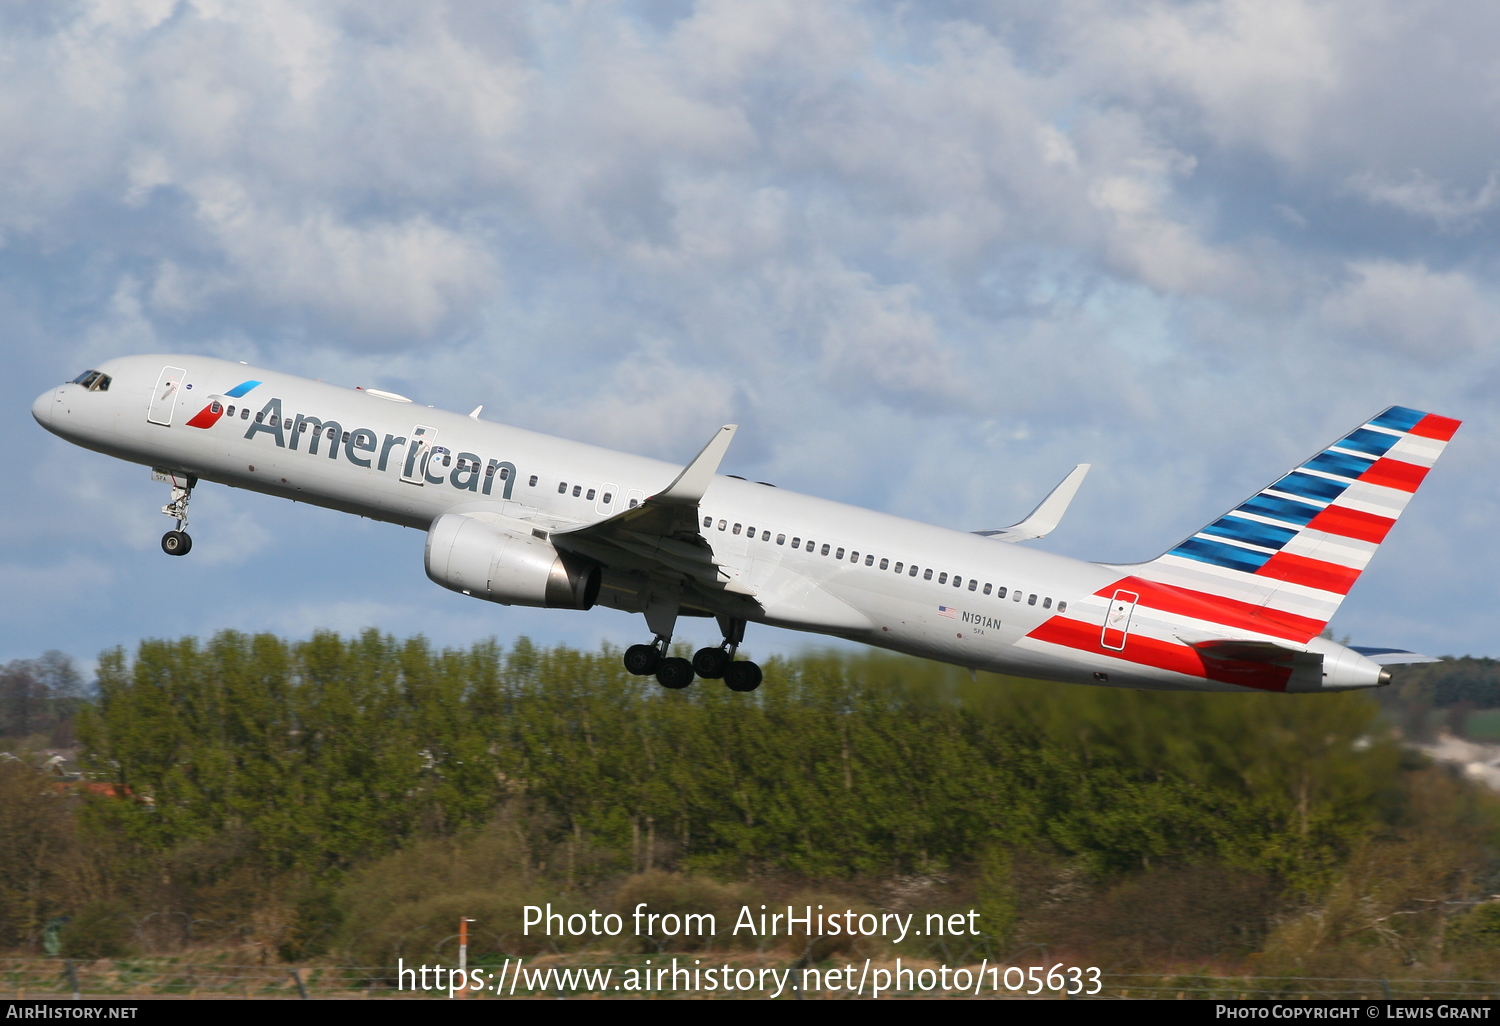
0;651;85;745
2;631;1498;977
1383;657;1500;740
74;631;1397;883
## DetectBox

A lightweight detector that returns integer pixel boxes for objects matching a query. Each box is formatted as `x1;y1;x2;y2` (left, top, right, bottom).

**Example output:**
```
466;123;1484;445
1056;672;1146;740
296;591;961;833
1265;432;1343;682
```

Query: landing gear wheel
161;530;192;556
692;647;732;679
724;661;762;693
656;657;695;690
623;644;661;676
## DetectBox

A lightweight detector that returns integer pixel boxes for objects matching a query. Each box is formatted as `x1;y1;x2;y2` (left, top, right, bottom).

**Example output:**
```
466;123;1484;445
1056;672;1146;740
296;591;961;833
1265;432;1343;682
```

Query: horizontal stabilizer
1187;637;1325;692
1350;646;1439;665
975;464;1090;542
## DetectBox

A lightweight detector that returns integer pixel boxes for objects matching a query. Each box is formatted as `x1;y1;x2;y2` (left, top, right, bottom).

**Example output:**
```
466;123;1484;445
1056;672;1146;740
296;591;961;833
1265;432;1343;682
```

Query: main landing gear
157;470;196;556
623;615;762;692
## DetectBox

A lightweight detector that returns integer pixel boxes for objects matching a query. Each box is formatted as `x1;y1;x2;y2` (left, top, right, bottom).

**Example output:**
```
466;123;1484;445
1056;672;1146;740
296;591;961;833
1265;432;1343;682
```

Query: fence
1;958;1496;999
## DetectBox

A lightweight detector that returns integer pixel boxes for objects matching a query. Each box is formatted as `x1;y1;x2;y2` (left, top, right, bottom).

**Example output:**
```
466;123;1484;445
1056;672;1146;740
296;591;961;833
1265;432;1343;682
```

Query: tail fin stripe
1094;576;1325;642
1410;413;1462;441
1272;472;1347;502
1335;428;1402;457
1370;406;1428;432
1239;493;1322;526
1172;537;1273;574
1304;505;1395;545
1258;552;1361;594
1306;450;1377;480
1359;458;1429;492
1201;516;1298;549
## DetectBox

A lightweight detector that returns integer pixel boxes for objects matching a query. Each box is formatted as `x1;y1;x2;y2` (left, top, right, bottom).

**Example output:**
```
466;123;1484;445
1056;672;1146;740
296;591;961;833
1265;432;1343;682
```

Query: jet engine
425;513;600;609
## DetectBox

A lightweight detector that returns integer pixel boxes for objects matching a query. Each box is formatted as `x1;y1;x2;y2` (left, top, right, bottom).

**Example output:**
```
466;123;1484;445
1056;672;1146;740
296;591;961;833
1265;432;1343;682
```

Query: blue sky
4;0;1498;669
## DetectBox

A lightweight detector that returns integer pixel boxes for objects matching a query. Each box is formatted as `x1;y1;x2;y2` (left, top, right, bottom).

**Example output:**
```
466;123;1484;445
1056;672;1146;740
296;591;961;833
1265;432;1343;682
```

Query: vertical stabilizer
1125;407;1460;643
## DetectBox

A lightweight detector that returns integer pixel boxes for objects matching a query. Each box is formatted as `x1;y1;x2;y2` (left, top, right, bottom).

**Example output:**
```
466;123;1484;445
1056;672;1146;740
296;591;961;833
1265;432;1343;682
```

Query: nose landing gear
156;469;196;556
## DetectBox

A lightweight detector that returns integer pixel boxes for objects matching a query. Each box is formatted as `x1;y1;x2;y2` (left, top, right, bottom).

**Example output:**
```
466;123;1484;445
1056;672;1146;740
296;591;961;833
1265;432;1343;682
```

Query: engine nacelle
424;513;600;610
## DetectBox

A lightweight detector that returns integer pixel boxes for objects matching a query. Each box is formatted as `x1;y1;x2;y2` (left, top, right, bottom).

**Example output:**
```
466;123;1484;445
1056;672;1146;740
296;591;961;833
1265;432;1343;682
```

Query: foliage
0;651;86;745
0;630;1491;976
72;631;1404;891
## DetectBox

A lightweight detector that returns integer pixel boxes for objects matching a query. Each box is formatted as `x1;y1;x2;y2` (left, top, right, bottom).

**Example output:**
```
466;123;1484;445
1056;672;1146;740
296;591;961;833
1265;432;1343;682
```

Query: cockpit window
69;370;109;391
71;370;98;386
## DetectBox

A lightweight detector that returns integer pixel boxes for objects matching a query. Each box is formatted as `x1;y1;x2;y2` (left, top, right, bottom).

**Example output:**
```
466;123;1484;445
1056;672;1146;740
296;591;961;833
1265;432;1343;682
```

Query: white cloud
1320;261;1498;358
3;0;1500;663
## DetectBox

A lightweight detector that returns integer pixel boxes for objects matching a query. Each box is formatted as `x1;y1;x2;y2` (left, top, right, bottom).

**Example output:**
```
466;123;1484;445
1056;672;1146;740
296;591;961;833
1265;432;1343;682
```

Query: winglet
975;464;1090;542
653;425;738;505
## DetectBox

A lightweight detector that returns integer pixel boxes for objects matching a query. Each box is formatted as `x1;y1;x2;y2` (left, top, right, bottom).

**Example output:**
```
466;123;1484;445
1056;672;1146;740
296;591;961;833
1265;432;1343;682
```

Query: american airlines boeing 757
33;355;1458;694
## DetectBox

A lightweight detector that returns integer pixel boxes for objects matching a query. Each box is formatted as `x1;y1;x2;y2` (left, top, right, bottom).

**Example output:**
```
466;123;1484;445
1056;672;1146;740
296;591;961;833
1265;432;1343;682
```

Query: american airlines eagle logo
184;380;262;428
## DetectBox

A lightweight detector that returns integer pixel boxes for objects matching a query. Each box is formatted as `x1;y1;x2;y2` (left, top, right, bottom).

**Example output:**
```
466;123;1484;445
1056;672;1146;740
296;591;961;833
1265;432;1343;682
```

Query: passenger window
910;566;919;577
777;534;786;545
983;583;992;595
746;526;755;537
924;569;933;581
968;580;977;591
629;499;639;508
719;520;728;531
792;537;801;548
442;450;450;466
850;551;859;563
1028;594;1037;605
1058;601;1068;613
298;421;307;432
894;562;903;573
805;539;814;550
210;402;222;414
586;489;596;501
1043;597;1052;609
227;406;235;417
241;408;250;419
501;468;511;480
255;412;264;422
997;586;1007;598
704;516;713;528
1013;590;1022;602
270;415;279;427
952;575;961;587
559;482;568;493
836;548;845;560
601;491;609;501
529;475;538;487
939;573;948;584
820;543;829;555
865;554;874;566
734;524;743;535
879;558;888;570
572;485;581;497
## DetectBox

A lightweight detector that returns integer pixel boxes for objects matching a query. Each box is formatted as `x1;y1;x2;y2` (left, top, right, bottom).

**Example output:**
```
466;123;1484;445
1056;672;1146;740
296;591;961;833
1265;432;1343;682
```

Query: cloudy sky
5;0;1498;669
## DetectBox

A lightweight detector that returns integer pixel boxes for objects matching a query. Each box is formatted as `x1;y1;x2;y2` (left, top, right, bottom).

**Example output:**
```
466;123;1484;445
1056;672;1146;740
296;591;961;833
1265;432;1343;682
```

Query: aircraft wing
974;464;1090;542
550;425;755;594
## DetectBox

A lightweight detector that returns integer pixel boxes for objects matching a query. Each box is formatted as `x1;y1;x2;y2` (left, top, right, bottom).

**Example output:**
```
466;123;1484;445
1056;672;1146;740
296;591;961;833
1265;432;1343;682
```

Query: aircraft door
147;366;187;426
596;482;618;516
400;425;437;484
1100;589;1139;651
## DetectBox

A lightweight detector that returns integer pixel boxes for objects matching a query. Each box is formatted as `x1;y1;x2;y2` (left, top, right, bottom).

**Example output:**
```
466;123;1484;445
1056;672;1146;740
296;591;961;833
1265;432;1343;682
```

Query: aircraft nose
31;386;57;427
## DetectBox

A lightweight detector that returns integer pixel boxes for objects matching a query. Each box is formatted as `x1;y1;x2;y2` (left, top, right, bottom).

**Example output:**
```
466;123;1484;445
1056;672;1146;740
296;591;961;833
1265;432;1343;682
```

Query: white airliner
33;355;1458;694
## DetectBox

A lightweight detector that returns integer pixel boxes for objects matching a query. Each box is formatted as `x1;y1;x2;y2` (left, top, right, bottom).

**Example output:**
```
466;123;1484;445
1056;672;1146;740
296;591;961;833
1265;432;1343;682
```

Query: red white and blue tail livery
32;356;1459;696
